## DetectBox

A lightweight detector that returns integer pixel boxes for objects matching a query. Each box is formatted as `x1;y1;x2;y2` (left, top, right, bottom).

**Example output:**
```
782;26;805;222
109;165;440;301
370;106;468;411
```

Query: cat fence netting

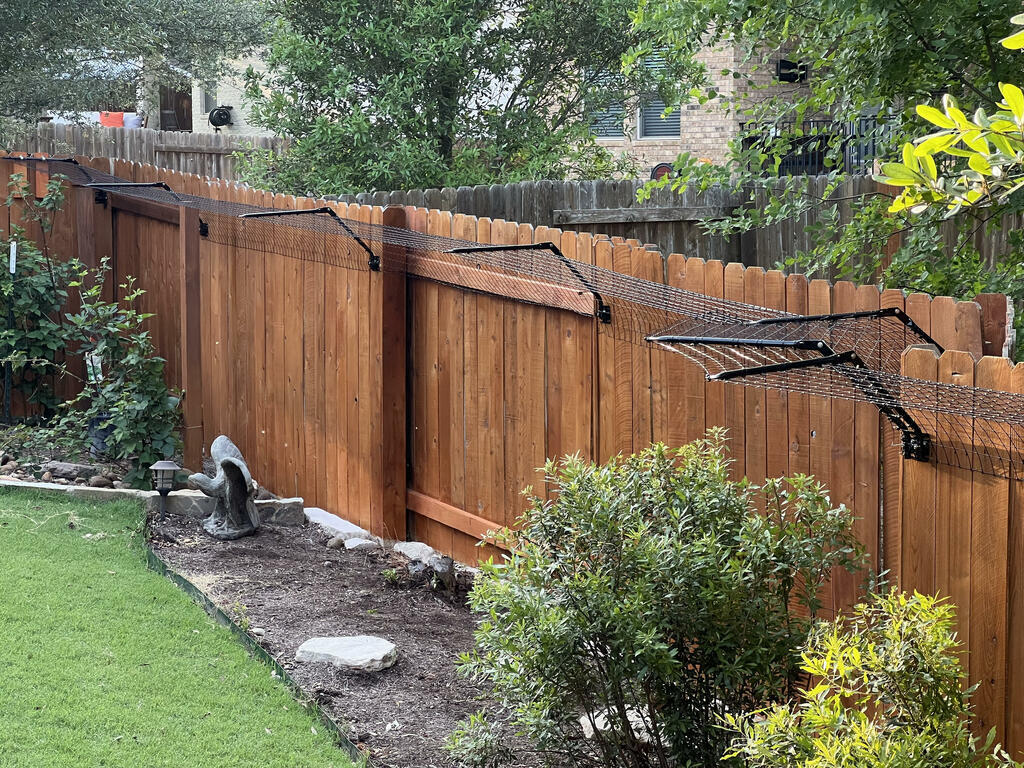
21;156;1024;477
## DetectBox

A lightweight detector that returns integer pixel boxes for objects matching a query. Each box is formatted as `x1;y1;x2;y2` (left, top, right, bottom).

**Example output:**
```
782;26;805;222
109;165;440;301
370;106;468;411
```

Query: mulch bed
149;513;496;768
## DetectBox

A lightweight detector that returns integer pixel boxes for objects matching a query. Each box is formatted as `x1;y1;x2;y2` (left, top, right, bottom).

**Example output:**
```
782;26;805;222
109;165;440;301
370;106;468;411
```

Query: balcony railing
742;118;896;175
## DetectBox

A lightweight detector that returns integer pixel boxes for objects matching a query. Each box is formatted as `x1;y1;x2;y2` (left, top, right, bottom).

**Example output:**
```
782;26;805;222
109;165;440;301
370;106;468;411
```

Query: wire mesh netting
17;156;1024;477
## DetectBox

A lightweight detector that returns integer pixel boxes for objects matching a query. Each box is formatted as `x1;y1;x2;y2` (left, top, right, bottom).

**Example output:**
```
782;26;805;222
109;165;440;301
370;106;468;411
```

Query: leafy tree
240;0;699;194
0;0;264;126
727;591;1020;768
630;0;1024;347
448;435;863;768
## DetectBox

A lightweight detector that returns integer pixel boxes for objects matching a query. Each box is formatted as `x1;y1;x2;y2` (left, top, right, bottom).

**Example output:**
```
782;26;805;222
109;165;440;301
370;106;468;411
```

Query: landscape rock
145;488;214;519
254;497;305;526
407;560;430;581
88;475;114;488
255;485;279;501
69;486;151;503
306;507;370;540
344;537;380;552
295;636;397;671
41;460;102;481
0;461;17;474
393;541;435;561
427;554;457;591
40;471;52;483
579;708;651;743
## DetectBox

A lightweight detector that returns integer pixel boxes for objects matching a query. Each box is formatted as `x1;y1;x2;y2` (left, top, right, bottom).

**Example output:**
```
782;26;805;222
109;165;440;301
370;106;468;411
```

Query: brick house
594;45;819;174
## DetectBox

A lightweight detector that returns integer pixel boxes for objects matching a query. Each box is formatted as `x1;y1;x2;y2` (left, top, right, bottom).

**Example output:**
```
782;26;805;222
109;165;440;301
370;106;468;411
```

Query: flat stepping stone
295;636;397;671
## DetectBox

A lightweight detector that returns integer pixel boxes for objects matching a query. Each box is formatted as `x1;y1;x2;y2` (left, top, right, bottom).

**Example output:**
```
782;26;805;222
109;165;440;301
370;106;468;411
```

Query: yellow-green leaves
916;103;954;129
999;82;1024;120
875;33;1024;219
1000;15;1024;49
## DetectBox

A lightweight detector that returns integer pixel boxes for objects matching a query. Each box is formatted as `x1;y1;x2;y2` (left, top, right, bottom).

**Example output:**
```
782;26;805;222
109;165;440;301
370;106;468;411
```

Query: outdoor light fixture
150;460;180;521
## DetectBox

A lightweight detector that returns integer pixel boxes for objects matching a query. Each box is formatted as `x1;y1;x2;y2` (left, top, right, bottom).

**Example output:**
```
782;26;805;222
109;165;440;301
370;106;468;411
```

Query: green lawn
0;488;355;768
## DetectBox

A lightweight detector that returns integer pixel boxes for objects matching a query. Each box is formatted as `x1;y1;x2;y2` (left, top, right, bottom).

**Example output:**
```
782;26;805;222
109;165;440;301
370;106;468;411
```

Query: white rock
579;708;651;743
295;636;397;671
393;541;435;561
344;537;380;552
304;507;371;540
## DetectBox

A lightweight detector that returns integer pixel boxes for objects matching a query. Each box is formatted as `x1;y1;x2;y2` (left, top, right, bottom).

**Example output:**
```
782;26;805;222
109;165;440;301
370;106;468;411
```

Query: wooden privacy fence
9;124;282;181
898;348;1024;754
4;154;1024;752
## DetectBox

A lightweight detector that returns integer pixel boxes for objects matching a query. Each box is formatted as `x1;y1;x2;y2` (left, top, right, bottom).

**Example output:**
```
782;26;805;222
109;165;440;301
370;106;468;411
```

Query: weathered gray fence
335;177;1024;271
9;123;282;181
334;176;876;268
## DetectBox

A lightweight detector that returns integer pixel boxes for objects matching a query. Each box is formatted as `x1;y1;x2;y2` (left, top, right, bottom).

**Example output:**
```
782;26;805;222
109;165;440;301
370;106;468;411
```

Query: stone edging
0;479;306;526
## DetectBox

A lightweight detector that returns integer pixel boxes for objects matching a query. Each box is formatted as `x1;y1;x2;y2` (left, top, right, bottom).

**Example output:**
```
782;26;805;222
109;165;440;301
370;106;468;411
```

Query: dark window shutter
639;99;680;138
639;51;679;138
591;102;625;137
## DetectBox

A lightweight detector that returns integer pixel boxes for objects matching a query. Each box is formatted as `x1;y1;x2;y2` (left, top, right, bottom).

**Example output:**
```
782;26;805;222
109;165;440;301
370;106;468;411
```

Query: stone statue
190;435;259;540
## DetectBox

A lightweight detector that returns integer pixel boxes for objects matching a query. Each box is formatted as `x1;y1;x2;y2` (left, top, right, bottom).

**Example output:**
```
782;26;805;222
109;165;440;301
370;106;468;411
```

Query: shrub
449;433;864;768
1;172;181;486
726;590;1020;768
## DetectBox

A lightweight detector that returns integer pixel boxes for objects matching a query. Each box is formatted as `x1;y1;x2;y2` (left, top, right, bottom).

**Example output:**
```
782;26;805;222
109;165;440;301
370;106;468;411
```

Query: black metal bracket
238;206;379;270
446;241;612;323
749;306;944;352
85;181;182;203
94;189;107;207
649;333;932;462
198;219;209;237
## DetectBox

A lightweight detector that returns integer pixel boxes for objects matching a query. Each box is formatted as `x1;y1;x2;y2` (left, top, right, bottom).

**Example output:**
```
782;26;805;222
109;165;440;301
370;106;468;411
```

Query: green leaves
1000;82;1024;120
241;0;686;193
453;435;862;768
1;175;181;486
727;591;1016;768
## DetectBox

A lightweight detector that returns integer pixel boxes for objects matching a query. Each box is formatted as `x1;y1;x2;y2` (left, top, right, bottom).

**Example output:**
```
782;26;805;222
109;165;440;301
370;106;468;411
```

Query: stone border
0;479;306;526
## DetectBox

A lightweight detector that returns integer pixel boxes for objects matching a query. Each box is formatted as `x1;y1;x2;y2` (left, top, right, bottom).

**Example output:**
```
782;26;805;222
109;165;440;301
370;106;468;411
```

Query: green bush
726;590;1020;768
1;173;181;486
449;434;864;768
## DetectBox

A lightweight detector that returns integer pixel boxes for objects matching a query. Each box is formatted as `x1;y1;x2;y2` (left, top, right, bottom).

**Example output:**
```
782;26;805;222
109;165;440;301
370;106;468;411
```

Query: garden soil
150;514;510;768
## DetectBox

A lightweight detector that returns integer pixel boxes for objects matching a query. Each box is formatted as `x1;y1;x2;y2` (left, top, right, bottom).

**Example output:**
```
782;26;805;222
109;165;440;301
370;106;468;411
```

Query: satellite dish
208;105;234;129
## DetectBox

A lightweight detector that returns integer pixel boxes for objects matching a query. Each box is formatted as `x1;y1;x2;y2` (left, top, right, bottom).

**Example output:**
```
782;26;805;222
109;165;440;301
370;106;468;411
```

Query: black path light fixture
150;460;181;521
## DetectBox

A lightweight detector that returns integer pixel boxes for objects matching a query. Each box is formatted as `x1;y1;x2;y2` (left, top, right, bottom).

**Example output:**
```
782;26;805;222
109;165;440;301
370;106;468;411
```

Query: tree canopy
240;0;697;195
0;0;264;122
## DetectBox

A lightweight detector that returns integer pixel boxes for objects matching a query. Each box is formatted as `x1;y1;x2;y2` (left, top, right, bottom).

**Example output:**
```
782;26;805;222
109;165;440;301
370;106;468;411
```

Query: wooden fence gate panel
898;349;1024;753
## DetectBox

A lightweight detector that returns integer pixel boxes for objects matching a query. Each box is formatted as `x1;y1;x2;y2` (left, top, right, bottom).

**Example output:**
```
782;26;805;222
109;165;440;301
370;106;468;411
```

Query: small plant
726;590;1020;768
232;600;251;632
449;433;864;768
381;568;401;587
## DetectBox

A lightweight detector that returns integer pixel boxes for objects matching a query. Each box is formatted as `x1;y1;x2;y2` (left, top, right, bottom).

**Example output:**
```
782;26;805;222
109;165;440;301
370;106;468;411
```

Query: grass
0;488;355;768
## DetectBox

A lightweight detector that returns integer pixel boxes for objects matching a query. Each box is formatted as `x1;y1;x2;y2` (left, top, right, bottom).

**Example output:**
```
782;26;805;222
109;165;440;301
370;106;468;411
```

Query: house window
591;102;625;137
638;52;679;139
638;100;680;138
202;89;218;114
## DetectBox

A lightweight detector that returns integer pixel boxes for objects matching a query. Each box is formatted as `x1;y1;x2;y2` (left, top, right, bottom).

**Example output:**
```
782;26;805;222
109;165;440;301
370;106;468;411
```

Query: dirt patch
150;512;496;768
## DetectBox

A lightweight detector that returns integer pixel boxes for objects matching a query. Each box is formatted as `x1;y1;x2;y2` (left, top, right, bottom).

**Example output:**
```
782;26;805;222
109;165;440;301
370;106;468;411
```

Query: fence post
368;205;408;539
178;206;204;469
